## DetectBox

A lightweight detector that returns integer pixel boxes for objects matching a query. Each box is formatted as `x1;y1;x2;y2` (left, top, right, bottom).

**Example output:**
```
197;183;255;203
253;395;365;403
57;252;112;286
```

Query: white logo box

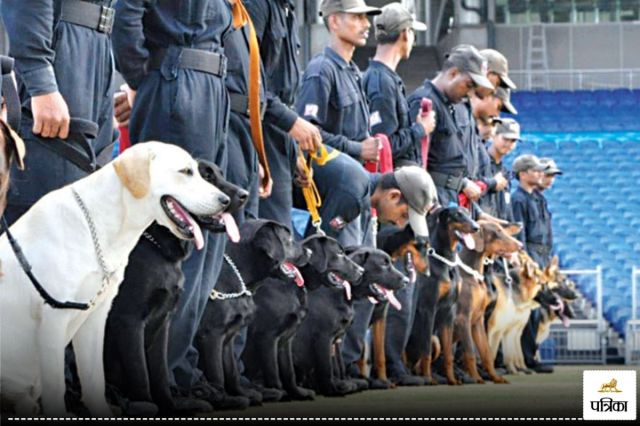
583;370;636;421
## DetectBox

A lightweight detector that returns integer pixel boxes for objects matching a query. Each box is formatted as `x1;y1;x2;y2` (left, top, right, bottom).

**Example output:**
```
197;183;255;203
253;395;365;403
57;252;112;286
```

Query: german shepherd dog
453;221;522;384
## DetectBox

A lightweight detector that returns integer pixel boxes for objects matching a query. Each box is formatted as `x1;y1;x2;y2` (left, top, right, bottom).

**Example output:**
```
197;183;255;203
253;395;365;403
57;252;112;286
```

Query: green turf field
216;366;639;420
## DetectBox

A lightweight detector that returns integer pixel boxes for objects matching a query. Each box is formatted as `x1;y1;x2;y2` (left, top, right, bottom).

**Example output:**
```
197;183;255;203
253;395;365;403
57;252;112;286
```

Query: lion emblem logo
598;378;622;393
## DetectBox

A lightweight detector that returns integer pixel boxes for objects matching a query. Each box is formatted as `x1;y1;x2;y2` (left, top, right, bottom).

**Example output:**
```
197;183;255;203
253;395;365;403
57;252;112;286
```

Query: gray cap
540;157;563;175
374;2;427;38
394;165;437;238
512;154;547;174
480;49;516;90
446;45;495;91
495;86;518;114
495;117;521;140
319;0;381;16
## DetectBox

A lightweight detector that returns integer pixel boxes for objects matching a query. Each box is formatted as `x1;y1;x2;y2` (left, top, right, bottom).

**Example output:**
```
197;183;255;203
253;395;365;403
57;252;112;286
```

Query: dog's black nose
402;276;410;286
237;190;249;202
219;195;230;207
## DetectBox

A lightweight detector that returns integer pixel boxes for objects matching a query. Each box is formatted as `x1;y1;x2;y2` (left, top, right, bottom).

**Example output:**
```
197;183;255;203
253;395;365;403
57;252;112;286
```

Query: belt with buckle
60;0;115;34
430;170;465;193
147;47;227;78
229;92;266;120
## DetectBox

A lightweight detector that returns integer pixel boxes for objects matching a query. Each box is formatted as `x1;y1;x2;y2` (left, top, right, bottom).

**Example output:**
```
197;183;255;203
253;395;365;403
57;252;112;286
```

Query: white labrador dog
0;141;229;416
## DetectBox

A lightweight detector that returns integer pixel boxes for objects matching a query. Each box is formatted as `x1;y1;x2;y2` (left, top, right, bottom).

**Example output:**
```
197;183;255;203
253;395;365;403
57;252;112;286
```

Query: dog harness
426;247;484;282
1;188;115;310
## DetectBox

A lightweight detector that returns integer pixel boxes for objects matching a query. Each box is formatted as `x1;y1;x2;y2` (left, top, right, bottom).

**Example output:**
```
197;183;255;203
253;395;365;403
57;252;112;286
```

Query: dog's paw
492;376;509;384
239;388;263;406
256;387;284;403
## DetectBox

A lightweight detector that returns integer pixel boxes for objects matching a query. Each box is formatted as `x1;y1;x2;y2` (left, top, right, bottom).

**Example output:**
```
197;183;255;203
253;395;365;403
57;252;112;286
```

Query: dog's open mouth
455;231;475;250
368;283;402;311
281;262;304;287
161;196;204;250
328;272;351;300
550;294;570;327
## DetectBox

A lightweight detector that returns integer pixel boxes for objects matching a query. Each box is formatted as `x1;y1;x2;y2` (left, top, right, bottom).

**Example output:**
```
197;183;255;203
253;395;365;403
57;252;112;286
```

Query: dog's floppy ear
254;221;286;262
113;145;152;199
0;119;25;170
472;226;485;253
305;236;330;273
503;222;522;236
347;248;369;268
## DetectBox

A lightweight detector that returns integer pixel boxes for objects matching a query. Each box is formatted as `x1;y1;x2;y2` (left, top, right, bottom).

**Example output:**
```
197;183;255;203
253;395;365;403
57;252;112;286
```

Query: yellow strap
232;0;271;192
298;144;338;229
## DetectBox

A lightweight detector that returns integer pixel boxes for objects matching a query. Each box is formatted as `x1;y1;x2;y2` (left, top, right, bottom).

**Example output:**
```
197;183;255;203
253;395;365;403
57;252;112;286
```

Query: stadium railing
539;266;606;364
624;266;640;365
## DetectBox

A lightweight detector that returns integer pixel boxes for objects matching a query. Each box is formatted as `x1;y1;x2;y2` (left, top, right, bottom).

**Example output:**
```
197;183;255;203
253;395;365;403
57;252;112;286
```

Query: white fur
0;142;227;416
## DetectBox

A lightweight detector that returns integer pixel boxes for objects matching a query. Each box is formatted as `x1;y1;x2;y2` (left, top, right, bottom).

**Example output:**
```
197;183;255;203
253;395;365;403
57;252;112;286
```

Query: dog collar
210;254;252;300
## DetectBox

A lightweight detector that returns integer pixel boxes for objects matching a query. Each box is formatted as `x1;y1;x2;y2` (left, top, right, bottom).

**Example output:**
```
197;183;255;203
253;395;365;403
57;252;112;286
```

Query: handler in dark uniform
407;45;494;206
295;0;385;387
245;0;322;229
520;156;563;374
2;0;117;224
361;3;433;387
112;0;243;407
362;2;433;167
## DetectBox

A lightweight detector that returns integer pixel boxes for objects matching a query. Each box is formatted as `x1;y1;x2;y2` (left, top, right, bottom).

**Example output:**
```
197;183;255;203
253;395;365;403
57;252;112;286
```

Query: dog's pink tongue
285;262;304;287
368;296;379;305
561;315;570;327
384;288;402;311
190;223;204;250
462;233;475;250
343;281;352;301
171;200;204;250
221;213;240;243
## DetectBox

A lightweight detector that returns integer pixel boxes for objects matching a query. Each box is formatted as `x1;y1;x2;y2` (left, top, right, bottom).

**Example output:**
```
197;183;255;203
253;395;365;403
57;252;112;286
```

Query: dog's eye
180;168;194;176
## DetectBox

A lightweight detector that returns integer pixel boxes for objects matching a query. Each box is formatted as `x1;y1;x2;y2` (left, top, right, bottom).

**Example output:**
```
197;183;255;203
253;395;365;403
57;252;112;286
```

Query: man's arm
112;0;151;90
296;74;362;158
510;195;528;250
369;93;426;159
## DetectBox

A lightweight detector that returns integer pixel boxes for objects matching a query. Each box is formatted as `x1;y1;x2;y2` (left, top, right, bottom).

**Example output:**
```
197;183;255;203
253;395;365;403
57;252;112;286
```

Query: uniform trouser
258;123;298;229
128;68;229;390
7;21;114;215
384;268;422;378
434;184;460;207
225;111;260;225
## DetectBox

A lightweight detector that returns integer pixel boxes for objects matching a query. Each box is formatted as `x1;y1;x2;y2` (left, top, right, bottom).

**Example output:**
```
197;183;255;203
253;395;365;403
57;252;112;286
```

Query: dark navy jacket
407;80;466;175
363;60;425;163
296;47;370;160
535;190;553;250
511;185;547;263
479;148;515;222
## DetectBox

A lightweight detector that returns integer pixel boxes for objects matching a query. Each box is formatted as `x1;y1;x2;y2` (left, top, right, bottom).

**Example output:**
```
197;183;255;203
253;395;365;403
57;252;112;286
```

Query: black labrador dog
195;219;310;407
405;206;479;386
293;246;408;397
241;234;362;402
103;160;248;416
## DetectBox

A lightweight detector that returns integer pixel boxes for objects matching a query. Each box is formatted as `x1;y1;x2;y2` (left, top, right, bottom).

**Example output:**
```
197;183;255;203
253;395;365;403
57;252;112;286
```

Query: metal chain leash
210;254;252;300
71;188;115;308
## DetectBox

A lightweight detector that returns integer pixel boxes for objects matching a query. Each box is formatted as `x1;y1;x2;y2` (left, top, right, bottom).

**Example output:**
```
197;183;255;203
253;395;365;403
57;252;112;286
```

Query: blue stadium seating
502;92;640;336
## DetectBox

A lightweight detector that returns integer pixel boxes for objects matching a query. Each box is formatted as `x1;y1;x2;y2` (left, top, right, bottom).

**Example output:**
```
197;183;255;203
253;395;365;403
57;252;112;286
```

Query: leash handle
298;143;338;236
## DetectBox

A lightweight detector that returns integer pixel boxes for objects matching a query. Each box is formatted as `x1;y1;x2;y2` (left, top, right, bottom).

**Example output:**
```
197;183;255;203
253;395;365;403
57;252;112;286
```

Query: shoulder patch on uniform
304;104;319;118
370;111;382;127
329;216;346;230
